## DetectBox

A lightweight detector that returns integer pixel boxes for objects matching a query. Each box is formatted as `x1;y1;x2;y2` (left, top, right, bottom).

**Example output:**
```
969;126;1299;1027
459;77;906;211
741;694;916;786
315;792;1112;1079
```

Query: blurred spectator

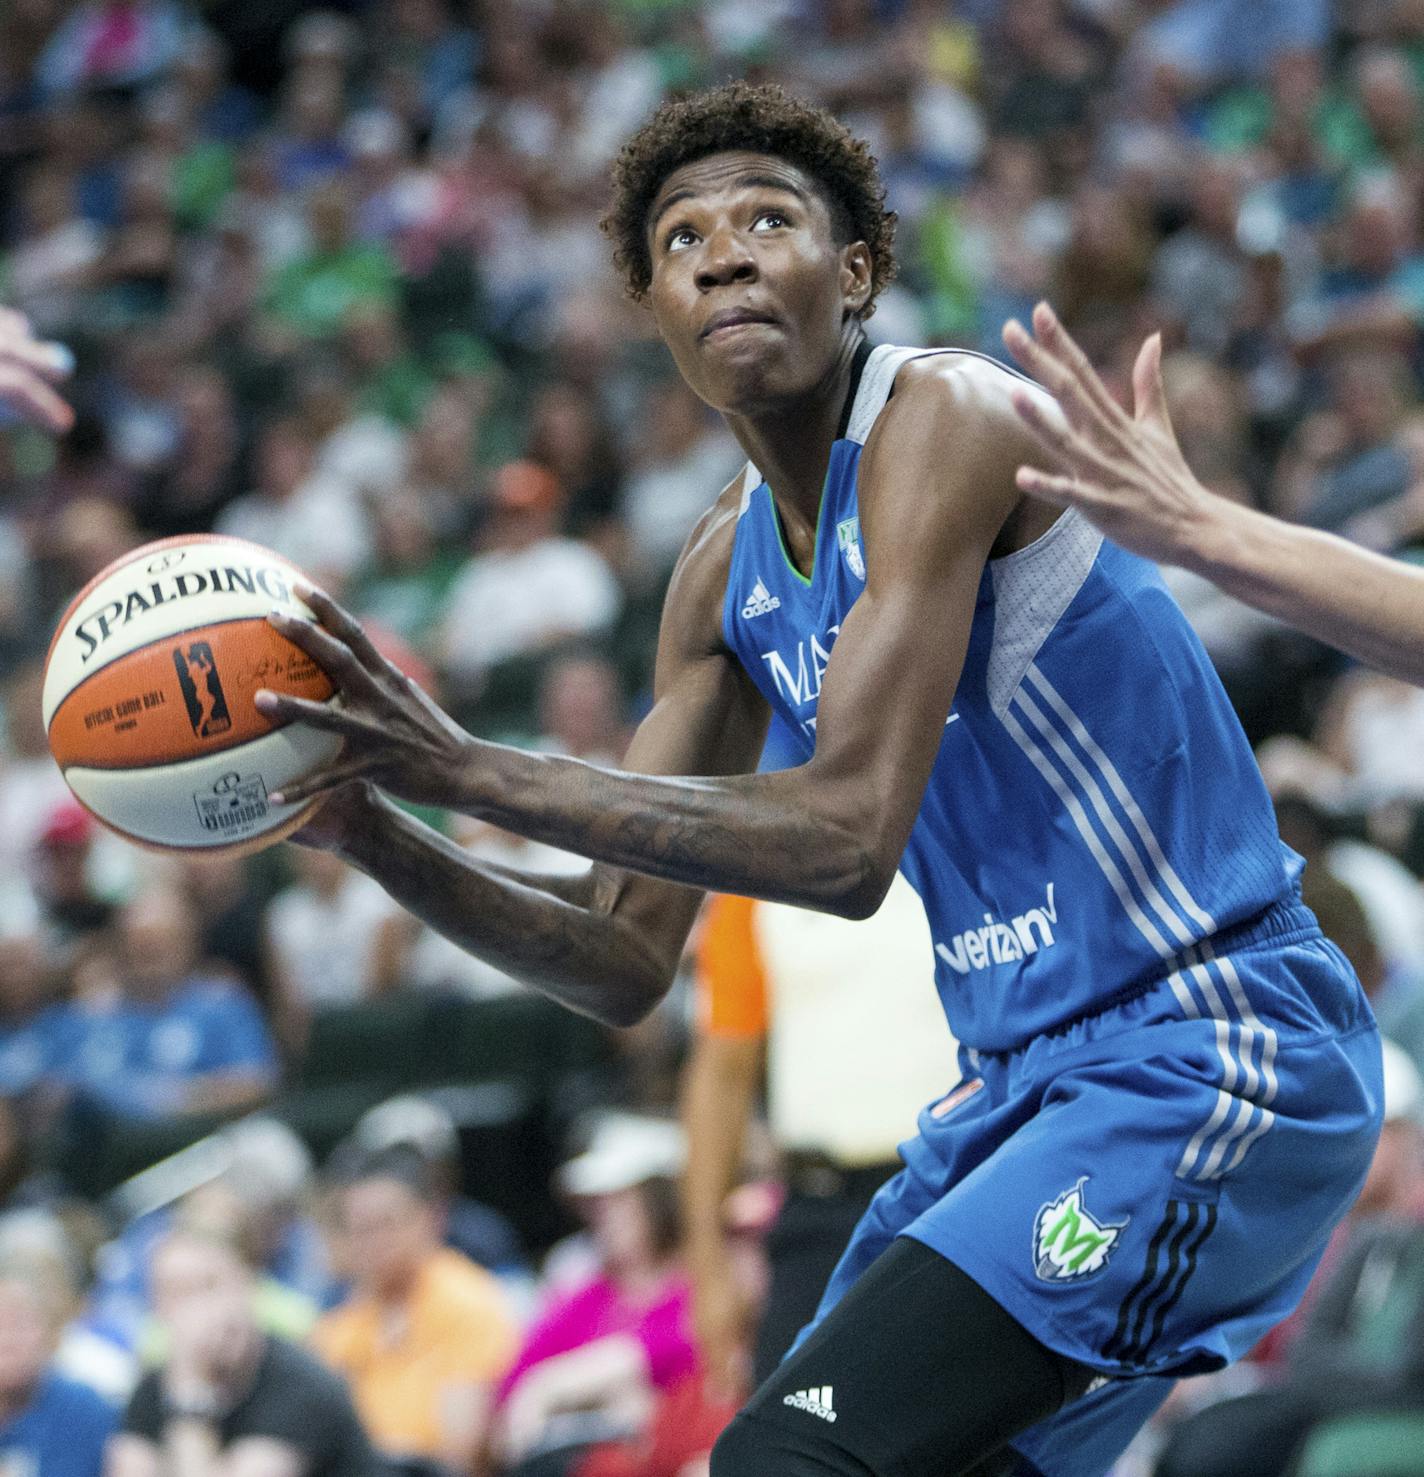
28;800;116;964
379;0;476;129
263;849;406;1035
537;654;629;766
0;898;67;1106
34;0;187;101
263;181;398;342
174;854;271;1017
1289;173;1424;362
132;366;246;538
312;1145;518;1473
110;1227;379;1477
351;484;462;651
91;1116;332;1360
62;886;276;1123
87;156;179;326
215;414;370;584
1314;670;1424;807
351;1094;528;1287
525;382;624;547
0;1252;114;1476
0;666;78;890
616;380;741;589
170;30;260;145
4;166;104;336
1151;155;1253;357
494;1114;694;1476
1133;0;1331;88
439;461;621;691
683;871;955;1394
1276;350;1416;535
0;1205;131;1403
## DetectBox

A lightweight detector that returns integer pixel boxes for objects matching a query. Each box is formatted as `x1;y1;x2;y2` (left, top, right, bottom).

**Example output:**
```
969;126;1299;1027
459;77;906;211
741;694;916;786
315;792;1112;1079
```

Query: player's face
645;152;870;414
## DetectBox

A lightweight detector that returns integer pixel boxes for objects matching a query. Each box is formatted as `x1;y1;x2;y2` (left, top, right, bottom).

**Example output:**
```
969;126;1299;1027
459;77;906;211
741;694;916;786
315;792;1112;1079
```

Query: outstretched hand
1001;302;1220;568
254;584;476;810
0;308;74;434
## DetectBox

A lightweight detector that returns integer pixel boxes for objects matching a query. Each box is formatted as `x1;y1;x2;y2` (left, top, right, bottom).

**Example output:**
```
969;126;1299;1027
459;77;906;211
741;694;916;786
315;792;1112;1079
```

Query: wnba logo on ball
172;641;233;739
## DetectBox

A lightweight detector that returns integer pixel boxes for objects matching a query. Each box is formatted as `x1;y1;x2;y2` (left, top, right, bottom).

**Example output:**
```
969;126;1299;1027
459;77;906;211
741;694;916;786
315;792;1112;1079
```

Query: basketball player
5;84;1382;1472
249;84;1382;1476
1003;303;1424;687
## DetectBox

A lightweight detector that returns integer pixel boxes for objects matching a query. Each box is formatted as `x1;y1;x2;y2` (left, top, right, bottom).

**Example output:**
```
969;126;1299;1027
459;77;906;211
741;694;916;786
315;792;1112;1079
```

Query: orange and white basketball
42;534;341;853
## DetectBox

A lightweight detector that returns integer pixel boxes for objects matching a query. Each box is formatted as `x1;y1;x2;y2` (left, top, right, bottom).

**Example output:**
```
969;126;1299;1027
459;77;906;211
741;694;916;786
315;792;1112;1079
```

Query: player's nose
695;225;758;291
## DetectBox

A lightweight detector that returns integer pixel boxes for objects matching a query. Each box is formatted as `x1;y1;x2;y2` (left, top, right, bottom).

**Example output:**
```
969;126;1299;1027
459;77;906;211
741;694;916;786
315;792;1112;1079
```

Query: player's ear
840;242;873;318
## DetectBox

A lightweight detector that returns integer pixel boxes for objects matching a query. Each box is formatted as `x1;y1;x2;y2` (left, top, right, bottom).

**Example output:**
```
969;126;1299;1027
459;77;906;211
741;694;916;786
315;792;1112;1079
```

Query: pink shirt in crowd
497;1274;697;1403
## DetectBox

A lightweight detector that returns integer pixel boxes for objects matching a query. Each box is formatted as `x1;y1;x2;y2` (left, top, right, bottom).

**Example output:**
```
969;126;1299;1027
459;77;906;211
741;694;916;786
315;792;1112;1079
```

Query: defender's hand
254;584;476;808
0;308;74;434
1002;302;1222;569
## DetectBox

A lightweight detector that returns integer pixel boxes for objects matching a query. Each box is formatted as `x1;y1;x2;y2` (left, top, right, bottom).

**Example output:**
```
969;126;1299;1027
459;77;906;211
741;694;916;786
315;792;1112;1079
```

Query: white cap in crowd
557;1113;685;1198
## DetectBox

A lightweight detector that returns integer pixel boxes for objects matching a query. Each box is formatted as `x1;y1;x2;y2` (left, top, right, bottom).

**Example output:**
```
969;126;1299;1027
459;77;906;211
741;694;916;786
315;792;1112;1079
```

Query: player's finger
0;366;74;434
266;609;380;697
269;760;369;807
1030;302;1127;426
1003;317;1080;400
253;689;363;734
1016;464;1098;508
293;580;391;673
1003;321;1117;441
0;315;74;381
1009;386;1122;482
1131;332;1175;434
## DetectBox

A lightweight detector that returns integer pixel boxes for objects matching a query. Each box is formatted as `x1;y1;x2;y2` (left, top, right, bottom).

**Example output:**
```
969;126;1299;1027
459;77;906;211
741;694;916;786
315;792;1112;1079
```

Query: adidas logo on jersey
783;1387;837;1422
742;578;782;618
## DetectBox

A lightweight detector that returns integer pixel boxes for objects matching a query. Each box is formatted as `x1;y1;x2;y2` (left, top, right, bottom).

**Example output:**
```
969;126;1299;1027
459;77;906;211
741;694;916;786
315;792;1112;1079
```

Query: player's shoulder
678;467;749;571
660;467;750;639
883;350;1039;447
859;351;1039;542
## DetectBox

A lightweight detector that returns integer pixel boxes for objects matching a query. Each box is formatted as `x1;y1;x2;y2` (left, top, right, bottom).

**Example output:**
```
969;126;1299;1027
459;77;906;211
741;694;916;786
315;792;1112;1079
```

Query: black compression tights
710;1238;1095;1477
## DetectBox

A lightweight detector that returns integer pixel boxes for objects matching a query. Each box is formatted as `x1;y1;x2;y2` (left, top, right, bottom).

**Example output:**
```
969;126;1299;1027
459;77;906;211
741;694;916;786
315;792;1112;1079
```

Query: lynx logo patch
836;517;865;580
1034;1179;1125;1282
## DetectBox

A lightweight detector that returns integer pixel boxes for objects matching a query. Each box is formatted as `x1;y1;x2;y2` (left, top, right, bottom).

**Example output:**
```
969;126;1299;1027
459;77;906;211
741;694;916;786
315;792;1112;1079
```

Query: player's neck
723;327;865;534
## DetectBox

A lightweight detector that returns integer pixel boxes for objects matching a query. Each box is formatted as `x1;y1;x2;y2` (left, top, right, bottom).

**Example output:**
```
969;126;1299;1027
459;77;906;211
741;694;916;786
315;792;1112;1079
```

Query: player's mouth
700;308;780;340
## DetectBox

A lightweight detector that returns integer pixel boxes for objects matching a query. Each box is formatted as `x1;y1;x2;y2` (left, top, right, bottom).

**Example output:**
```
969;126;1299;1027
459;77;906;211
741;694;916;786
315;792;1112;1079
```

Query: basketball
41;534;342;854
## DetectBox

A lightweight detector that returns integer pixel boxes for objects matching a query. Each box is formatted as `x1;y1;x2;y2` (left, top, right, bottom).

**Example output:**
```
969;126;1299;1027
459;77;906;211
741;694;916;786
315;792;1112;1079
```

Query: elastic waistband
1171;897;1320;968
967;897;1323;1061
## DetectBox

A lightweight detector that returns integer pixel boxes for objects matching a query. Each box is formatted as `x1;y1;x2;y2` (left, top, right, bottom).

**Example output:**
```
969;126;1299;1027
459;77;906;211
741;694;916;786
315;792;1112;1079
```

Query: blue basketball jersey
720;345;1303;1053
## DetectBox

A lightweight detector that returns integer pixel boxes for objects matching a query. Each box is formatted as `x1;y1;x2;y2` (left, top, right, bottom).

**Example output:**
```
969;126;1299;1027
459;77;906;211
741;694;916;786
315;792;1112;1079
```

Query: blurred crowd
1;0;1424;1473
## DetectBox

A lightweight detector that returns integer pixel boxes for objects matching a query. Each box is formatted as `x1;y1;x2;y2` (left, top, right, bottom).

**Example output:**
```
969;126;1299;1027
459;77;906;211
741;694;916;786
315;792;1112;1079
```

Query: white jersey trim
737;461;762;516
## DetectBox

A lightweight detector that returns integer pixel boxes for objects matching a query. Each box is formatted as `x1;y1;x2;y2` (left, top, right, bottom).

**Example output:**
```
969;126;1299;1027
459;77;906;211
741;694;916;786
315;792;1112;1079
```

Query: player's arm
261;360;1019;920
283;494;770;1027
1004;302;1424;687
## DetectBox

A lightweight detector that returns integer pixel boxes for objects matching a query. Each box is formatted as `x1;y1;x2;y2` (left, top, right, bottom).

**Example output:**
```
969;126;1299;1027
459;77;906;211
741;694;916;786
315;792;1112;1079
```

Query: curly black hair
602;82;898;318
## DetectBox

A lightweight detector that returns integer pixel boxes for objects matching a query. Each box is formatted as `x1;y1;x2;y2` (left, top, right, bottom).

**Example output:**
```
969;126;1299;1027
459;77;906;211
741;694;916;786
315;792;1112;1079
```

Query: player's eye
665;226;698;252
751;210;789;232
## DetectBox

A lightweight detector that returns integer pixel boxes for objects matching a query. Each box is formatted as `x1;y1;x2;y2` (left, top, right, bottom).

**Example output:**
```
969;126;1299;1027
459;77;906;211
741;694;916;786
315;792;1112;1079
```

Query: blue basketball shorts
799;901;1384;1477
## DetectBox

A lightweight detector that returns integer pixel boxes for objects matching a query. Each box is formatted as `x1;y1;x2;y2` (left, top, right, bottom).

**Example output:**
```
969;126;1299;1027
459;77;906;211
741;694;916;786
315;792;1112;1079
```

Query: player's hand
1001;302;1222;568
0;307;74;434
254;584;476;808
282;780;374;853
